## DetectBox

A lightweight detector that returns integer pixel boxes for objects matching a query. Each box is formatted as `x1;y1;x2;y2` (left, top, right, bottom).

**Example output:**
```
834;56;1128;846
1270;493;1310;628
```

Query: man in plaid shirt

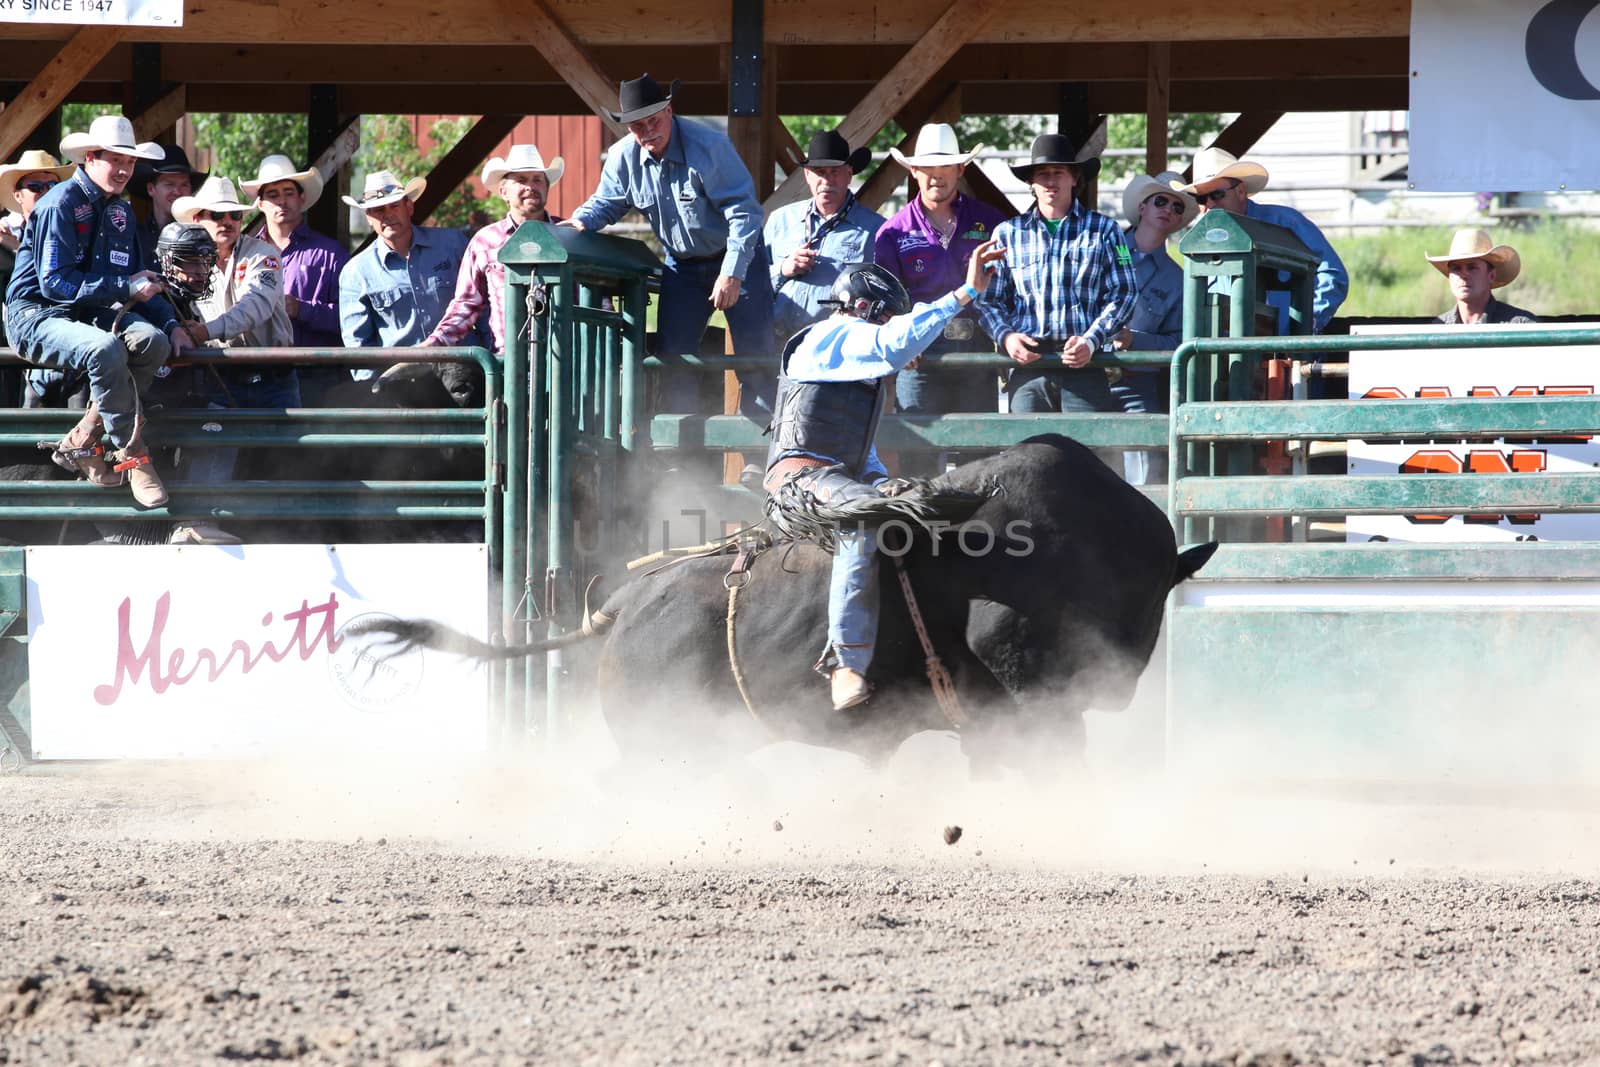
975;133;1137;415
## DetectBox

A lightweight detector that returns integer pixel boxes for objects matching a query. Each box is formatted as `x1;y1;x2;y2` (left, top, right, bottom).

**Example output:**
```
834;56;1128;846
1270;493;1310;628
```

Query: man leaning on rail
5;115;193;508
763;239;1006;712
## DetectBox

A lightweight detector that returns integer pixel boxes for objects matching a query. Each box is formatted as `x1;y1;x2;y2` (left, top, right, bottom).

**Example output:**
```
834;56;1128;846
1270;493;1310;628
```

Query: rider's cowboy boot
118;415;168;509
831;667;871;712
51;403;124;488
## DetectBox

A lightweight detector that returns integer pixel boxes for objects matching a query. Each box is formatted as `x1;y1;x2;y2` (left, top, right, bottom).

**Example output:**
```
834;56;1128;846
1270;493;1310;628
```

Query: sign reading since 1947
0;0;182;27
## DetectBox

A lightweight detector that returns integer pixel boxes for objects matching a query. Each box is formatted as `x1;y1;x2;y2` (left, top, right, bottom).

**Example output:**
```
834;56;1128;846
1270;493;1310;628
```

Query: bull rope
723;562;768;733
891;557;970;728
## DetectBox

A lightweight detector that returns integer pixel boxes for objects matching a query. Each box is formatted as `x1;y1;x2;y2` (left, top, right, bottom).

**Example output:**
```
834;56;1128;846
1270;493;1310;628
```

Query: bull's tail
350;608;618;664
1172;541;1219;587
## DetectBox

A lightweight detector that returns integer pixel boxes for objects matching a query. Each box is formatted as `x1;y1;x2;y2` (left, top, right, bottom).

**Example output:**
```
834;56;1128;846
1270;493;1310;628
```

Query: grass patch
1335;219;1600;318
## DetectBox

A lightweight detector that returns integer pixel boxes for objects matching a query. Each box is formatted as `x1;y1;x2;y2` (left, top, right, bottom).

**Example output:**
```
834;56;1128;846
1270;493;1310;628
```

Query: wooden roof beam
131;84;187;142
412;113;523;226
0;27;126;161
764;0;1005;212
503;0;627;139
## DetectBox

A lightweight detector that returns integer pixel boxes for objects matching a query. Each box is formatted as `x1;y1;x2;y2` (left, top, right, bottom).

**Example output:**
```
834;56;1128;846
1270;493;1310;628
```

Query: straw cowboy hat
890;123;985;169
481;144;565;186
1009;131;1105;183
608;74;679;124
801;129;872;174
1122;170;1199;227
0;149;76;214
58;115;165;165
1425;228;1522;287
239;153;324;209
1181;146;1269;196
171;175;255;223
342;170;426;210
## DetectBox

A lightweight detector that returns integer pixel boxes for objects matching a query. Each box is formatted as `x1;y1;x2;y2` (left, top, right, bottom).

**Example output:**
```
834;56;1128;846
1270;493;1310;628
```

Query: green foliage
352;115;489;230
1338;219;1600;318
188;113;308;184
1102;113;1223;181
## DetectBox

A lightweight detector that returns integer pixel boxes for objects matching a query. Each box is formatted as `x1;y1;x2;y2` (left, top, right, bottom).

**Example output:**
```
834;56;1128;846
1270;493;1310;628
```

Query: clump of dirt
0;969;154;1033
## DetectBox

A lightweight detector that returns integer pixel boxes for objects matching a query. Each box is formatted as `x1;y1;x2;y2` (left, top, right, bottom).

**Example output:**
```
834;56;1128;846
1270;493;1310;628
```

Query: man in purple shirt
872;123;1007;417
242;153;348;402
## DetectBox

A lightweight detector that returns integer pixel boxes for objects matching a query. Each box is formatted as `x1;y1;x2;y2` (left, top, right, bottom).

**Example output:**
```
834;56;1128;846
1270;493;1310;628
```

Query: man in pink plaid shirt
421;144;564;355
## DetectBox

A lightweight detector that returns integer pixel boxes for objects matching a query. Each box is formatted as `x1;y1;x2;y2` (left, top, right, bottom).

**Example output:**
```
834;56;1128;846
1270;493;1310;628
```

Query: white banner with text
1411;0;1600;191
25;543;489;759
1348;323;1600;543
0;0;183;27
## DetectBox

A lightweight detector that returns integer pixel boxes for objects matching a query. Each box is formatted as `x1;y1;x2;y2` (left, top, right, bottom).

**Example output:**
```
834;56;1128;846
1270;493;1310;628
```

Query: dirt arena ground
3;727;1599;1066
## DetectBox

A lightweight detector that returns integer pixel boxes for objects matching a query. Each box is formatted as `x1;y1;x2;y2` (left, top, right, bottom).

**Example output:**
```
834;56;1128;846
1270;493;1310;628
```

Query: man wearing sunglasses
0;149;75;256
1179;147;1348;334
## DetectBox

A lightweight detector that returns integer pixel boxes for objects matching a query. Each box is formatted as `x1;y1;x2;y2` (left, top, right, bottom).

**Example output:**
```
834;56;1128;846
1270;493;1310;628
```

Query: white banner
1348;323;1600;542
26;543;490;760
1411;0;1600;191
0;0;183;26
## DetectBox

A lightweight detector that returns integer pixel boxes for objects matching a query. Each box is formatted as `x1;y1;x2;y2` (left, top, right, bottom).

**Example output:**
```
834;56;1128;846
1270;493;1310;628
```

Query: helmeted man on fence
1427;228;1538;325
763;239;1005;711
4;115;193;507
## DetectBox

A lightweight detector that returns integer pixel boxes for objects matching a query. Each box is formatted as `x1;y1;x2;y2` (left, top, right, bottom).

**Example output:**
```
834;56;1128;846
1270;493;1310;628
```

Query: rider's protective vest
765;323;887;478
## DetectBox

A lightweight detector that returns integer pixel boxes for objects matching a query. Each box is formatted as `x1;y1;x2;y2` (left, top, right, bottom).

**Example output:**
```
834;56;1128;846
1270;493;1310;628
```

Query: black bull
367;435;1216;774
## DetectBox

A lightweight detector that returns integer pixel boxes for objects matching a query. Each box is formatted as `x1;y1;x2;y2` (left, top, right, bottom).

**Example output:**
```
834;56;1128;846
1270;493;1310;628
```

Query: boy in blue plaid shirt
975;133;1138;415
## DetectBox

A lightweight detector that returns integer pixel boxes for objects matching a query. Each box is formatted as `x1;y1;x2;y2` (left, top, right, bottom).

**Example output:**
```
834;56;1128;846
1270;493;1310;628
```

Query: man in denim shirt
564;74;774;417
763;129;885;347
339;170;477;357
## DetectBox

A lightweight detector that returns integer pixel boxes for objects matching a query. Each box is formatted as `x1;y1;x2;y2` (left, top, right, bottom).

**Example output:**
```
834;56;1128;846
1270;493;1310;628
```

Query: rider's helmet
154;222;218;303
824;263;912;323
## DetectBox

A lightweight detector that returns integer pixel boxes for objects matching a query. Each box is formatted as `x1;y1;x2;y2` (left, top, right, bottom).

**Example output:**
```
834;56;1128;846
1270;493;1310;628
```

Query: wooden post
0;27;126;161
1146;42;1171;175
306;84;351;242
1058;83;1103;208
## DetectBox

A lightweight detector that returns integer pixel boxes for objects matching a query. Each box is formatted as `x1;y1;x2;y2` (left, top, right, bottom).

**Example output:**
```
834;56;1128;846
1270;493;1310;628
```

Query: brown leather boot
831;667;870;711
51;403;123;488
118;414;167;509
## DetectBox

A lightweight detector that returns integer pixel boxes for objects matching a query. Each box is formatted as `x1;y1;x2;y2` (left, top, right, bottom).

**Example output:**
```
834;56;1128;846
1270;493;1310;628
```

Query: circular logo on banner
328;611;423;712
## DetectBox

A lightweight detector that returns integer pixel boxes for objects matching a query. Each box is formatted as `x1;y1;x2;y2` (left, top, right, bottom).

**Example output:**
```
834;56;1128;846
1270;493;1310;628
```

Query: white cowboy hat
239;153;324;209
1181;146;1269;196
482;144;565;186
342;170;426;210
1122;170;1198;228
58;115;165;165
0;149;76;213
889;123;985;169
171;175;255;223
1425;228;1522;287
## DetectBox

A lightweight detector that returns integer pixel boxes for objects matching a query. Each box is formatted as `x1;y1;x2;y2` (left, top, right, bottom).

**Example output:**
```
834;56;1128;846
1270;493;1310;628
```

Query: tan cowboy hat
481;144;565;186
889;123;985;169
1182;146;1269;196
59;115;165;165
342;170;426;210
171;175;255;223
1425;228;1521;287
240;153;324;209
1122;170;1198;227
0;149;76;213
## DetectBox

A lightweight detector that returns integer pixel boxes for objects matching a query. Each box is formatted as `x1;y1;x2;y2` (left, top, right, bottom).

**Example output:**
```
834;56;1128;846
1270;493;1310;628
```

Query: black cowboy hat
608;73;681;124
1009;132;1101;183
132;143;209;197
801;129;872;174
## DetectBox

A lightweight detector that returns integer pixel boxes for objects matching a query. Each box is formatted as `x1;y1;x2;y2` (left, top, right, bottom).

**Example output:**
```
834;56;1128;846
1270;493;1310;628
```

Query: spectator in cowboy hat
1427;228;1537;325
0;149;78;403
975;131;1137;427
423;144;563;361
339;170;480;375
564;74;776;418
4;114;189;507
763;129;885;347
133;143;206;255
1178;145;1348;334
241;153;348;399
1107;170;1198;484
872;122;1006;425
165;174;298;545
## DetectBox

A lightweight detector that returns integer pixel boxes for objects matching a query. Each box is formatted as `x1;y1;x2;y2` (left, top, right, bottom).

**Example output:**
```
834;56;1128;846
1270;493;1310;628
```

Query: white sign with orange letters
25;543;490;759
0;0;183;27
1347;323;1600;543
